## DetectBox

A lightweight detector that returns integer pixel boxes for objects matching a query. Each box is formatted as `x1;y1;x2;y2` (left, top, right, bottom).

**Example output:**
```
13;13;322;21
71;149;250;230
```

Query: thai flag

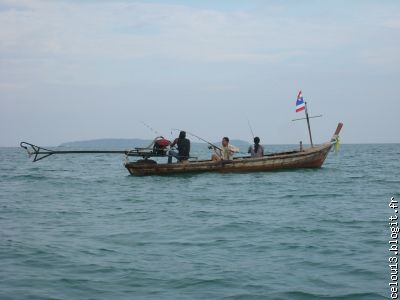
296;90;305;112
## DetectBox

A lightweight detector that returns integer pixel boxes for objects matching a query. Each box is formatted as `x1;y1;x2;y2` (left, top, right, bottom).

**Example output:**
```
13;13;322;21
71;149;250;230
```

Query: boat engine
153;137;171;155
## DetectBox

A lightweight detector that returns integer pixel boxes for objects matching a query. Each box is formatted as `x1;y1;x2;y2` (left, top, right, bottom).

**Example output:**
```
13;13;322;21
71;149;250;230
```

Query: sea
0;144;399;300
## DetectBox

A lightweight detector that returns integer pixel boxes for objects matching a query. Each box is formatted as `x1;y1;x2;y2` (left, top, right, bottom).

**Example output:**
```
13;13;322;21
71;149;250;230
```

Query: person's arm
260;145;264;156
248;145;252;154
170;138;178;148
214;147;221;157
229;144;239;155
229;145;240;153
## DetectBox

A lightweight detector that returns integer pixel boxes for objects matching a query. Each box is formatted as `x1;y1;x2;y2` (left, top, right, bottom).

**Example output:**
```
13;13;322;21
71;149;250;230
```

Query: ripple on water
0;145;397;299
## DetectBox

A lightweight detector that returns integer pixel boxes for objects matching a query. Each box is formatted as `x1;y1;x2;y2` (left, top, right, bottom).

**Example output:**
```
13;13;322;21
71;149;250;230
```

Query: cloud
383;19;400;29
0;1;355;62
361;47;400;69
0;0;399;89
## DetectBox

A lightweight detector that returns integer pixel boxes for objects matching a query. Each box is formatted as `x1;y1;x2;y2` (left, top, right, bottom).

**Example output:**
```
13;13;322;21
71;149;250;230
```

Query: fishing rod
171;129;222;151
247;119;255;140
245;119;274;155
172;129;257;155
140;121;177;150
140;121;163;137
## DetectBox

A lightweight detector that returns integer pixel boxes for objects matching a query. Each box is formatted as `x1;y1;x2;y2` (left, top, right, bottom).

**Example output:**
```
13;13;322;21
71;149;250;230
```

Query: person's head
222;137;229;147
179;131;186;139
254;137;260;145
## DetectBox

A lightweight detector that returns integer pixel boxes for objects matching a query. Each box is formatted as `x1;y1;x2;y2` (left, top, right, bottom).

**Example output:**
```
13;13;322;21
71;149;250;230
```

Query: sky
1;0;399;146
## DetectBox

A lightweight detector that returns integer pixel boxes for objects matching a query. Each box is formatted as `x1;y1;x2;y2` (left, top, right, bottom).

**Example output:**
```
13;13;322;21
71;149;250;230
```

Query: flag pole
304;101;314;147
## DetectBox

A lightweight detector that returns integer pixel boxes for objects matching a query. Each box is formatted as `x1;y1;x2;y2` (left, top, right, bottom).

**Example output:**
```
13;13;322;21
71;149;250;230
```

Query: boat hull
124;142;333;176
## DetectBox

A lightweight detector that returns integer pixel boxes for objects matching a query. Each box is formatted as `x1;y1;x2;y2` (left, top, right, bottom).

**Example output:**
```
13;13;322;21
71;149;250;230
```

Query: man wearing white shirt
211;137;239;161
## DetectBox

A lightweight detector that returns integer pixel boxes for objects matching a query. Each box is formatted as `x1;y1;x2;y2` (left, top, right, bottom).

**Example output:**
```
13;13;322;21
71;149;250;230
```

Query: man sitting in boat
248;137;264;158
168;131;191;163
211;137;239;161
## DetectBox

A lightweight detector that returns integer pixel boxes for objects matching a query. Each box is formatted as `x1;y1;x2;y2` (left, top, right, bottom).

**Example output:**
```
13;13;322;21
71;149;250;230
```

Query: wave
268;291;386;300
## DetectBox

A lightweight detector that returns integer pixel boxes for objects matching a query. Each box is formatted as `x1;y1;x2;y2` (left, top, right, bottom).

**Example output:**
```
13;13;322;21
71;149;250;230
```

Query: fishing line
140;121;162;137
171;128;222;151
247;118;255;140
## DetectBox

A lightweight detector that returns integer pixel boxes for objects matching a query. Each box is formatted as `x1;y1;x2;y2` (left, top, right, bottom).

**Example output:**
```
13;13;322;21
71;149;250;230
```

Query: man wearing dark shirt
168;131;190;163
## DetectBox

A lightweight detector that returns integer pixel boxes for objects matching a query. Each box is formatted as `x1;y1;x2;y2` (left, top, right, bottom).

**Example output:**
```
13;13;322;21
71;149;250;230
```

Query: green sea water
0;144;399;299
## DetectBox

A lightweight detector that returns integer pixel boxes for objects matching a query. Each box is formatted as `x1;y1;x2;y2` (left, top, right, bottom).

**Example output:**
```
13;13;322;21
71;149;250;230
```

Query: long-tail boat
124;123;343;176
21;123;342;176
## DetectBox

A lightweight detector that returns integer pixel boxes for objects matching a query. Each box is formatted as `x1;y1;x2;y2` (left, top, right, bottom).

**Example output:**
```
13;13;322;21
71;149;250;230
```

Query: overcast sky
1;0;399;146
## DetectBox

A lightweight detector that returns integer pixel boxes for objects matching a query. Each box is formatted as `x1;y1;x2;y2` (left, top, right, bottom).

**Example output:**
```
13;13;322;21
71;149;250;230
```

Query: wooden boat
124;123;343;176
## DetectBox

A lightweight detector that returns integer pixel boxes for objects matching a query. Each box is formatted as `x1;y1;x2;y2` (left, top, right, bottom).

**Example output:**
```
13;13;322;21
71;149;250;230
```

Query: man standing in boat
211;137;239;161
168;131;191;163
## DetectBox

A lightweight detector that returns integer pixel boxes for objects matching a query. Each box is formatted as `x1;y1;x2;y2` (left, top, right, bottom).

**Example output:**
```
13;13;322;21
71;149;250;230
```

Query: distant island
59;138;251;149
59;138;153;148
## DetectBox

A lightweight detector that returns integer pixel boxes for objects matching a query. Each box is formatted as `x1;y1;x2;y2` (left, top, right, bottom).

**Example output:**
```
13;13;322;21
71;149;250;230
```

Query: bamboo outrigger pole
292;102;322;148
305;102;314;147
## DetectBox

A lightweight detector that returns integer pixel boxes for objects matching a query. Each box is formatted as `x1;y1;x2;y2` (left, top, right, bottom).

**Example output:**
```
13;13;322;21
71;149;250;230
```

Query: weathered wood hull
124;142;333;176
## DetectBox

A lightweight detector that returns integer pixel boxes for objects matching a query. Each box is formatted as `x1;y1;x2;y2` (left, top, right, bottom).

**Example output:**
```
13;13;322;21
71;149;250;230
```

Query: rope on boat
331;134;340;152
